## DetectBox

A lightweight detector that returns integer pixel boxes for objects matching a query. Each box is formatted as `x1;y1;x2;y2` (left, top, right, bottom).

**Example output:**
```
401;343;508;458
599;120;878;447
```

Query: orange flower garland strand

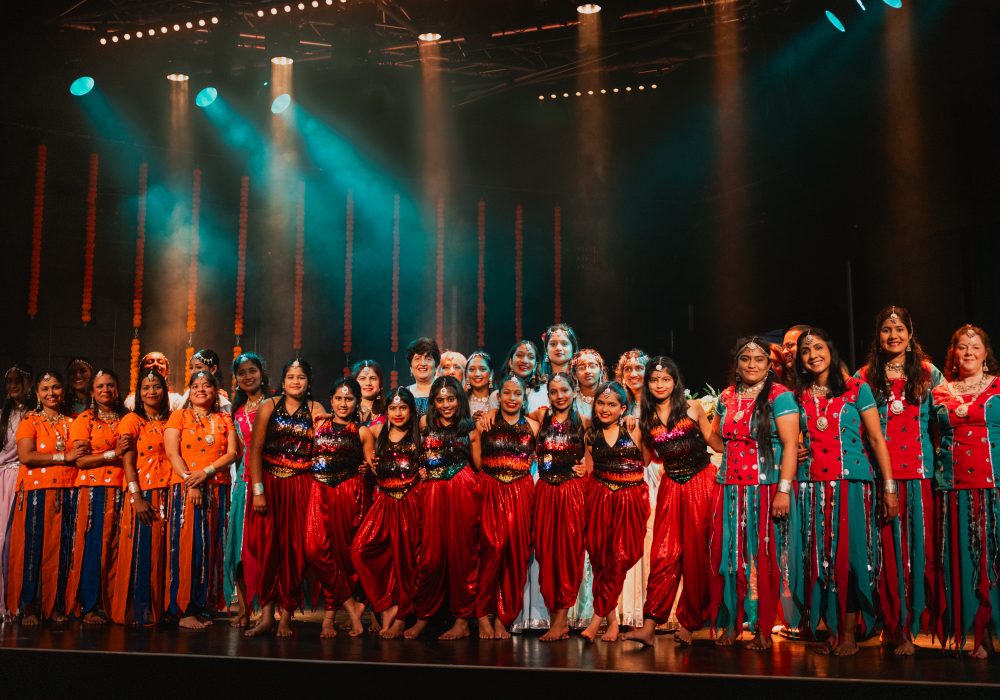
27;144;46;319
130;162;149;392
435;197;445;349
292;180;305;352
81;153;99;325
390;194;400;389
514;203;524;341
185;169;202;386
553;205;562;324
477;199;486;348
234;175;249;369
343;190;354;372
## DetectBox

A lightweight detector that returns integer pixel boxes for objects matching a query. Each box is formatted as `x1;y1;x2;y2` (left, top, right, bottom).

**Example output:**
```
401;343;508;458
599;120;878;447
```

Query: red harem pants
306;474;364;610
351;488;421;617
644;465;719;628
243;472;309;611
7;488;76;618
585;479;650;619
110;487;168;624
414;465;482;619
533;477;586;612
475;473;534;626
66;485;123;616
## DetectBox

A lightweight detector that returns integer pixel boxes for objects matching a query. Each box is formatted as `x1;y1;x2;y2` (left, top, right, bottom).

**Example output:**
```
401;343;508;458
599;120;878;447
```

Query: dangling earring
906;343;912;352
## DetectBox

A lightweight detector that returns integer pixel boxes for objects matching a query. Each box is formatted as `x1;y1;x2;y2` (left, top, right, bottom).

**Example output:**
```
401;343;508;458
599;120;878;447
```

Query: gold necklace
950;374;992;418
42;410;69;451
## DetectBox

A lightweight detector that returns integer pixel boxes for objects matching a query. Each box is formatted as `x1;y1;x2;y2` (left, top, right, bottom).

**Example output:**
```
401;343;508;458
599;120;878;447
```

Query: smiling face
510;344;537;379
386;399;411;428
36;375;64;412
188;375;218;411
466;356;492;392
547;376;574;412
235;360;262;395
737;345;771;386
574;354;602;390
91;373;119;410
331;386;357;420
879;317;910;359
355;366;381;401
142;352;170;378
954;332;987;379
433;389;459;422
798;335;831;379
67;361;92;395
410;352;436;384
140;374;165;414
282;366;309;400
499;379;525;417
781;330;802;370
546;331;573;369
439;354;466;384
646;367;675;403
620;359;646;395
594;389;625;426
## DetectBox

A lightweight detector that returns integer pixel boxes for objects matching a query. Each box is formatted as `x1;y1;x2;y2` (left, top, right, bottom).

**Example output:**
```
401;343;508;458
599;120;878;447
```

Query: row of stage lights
99;16;219;44
68;75;294;114
538;83;658;100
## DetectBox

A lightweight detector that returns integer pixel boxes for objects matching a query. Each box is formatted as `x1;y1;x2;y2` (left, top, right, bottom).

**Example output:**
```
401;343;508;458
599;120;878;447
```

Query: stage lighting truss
98;15;219;45
537;83;658;101
254;0;346;20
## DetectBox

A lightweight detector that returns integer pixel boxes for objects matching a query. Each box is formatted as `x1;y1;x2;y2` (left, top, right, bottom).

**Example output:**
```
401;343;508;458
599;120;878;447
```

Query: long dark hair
90;368;128;418
862;305;932;405
426;376;474;433
330;377;362;424
729;337;778;472
943;323;1000;382
132;369;170;421
795;328;848;397
540;372;583;436
502;340;544;390
640;356;688;435
1;363;33;451
585;381;629;445
494;372;529;419
539;323;580;378
231;352;271;415
192;348;225;388
351;359;386;416
279;358;313;402
64;356;94;411
376;386;422;456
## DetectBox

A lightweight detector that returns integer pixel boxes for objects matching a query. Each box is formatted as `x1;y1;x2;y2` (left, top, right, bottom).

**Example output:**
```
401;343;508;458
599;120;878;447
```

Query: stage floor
1;612;998;697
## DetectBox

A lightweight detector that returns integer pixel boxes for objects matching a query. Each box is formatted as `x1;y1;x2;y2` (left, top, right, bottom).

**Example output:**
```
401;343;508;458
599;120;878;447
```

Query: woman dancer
164;370;237;629
581;381;651;642
244;359;319;638
225;352;269;627
465;351;494;420
125;352;185;411
439;351;468;385
7;371;81;624
110;369;172;625
476;374;539;639
64;357;94;417
307;378;375;638
406;337;440;417
705;341;800;649
0;364;32;620
406;376;482;640
66;369;129;623
793;328;898;655
540;324;579;378
351;387;423;639
352;359;386;428
185;349;231;410
534;372;588;641
933;324;1000;658
856;306;943;655
622;356;723;647
495;340;547;412
571;348;607;419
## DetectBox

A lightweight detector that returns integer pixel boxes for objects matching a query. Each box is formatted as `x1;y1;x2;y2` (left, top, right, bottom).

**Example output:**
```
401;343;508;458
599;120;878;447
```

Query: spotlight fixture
195;86;218;107
100;38;107;45
167;73;190;82
577;3;601;14
271;93;292;114
883;0;903;6
824;0;868;33
271;56;294;65
69;76;95;96
418;32;442;42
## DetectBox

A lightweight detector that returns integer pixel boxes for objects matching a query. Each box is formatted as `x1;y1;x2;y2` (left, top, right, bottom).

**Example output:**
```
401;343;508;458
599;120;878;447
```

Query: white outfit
0;406;27;617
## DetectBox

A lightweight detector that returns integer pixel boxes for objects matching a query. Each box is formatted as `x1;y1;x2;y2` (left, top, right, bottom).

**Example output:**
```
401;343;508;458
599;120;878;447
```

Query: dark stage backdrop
1;1;998;396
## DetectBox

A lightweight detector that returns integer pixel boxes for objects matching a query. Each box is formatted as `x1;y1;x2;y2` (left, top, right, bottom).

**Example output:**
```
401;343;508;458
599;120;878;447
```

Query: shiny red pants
475;474;534;626
584;479;650;619
350;489;421;617
414;466;482;619
306;475;364;610
644;465;719;628
244;472;309;611
534;477;586;612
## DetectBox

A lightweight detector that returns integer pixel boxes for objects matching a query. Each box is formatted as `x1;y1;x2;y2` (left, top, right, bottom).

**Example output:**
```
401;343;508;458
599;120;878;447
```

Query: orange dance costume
65;409;125;617
165;408;233;618
306;420;366;610
244;398;313;611
110;413;172;624
6;412;78;619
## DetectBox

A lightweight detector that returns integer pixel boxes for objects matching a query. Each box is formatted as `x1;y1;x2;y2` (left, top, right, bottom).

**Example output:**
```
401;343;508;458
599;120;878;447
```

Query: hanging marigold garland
435;197;445;349
553;205;562;324
27;144;46;319
514;202;524;340
130;162;149;392
390;194;400;388
233;175;249;367
292;180;305;353
185;169;202;386
343;190;354;375
81;153;99;325
477;199;486;348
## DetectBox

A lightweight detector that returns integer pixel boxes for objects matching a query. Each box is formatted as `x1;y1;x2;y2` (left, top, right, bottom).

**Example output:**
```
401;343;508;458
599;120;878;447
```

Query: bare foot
244;608;275;637
894;639;915;656
344;598;365;637
715;631;736;647
403;619;428;639
321;612;337;639
380;606;398;632
581;614;604;643
21;613;39;626
82;611;107;625
747;631;772;651
381;619;405;639
833;639;859;656
600;618;620;642
493;618;511;640
815;641;834;655
622;620;657;647
439;618;470;640
50;611;67;624
540;609;570;642
478;616;495;639
674;627;694;646
231;601;249;628
276;609;294;638
970;644;989;660
179;615;208;630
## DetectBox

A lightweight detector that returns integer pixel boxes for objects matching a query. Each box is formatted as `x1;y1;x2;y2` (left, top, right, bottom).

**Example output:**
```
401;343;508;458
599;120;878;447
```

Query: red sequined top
590;428;645;491
481;416;535;483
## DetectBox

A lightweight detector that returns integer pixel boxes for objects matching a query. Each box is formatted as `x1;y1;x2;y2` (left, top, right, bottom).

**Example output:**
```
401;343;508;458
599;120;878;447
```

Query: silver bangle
205;465;216;477
103;450;116;461
127;481;139;494
252;482;265;496
777;479;793;494
53;452;65;463
883;479;898;495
